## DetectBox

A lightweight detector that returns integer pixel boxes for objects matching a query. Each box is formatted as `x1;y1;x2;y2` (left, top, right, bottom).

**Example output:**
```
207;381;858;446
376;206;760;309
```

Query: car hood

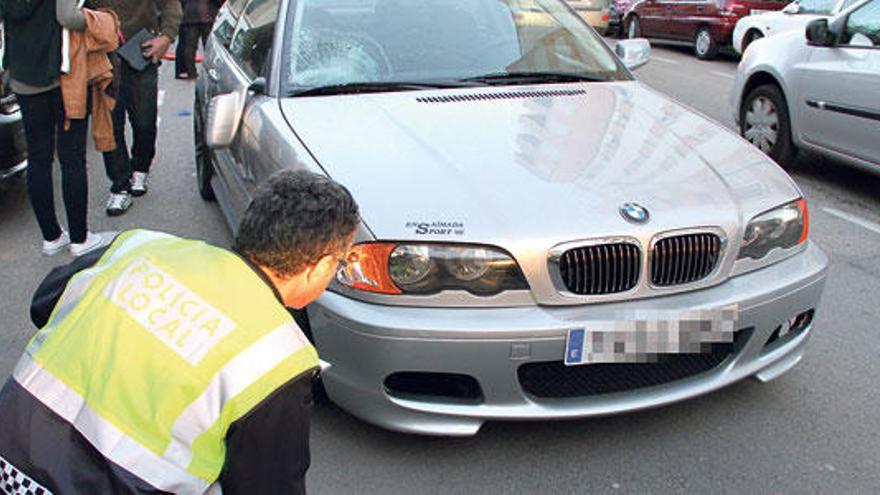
279;82;799;250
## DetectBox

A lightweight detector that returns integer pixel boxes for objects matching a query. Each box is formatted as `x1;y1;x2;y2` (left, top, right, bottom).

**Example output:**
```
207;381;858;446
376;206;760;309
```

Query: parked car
196;0;827;436
0;25;28;185
568;0;612;34
733;0;858;53
608;0;636;36
733;0;879;170
625;0;789;58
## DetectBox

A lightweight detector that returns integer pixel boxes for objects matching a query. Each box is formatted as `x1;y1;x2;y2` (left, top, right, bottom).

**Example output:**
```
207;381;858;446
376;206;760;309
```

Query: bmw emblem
620;202;650;224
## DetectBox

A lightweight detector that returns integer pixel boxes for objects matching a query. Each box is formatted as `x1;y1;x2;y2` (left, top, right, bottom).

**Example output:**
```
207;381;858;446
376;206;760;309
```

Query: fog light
765;309;814;347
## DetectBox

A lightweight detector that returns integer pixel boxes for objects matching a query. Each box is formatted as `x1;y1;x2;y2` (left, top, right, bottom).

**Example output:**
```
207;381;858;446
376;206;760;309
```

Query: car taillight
722;2;749;16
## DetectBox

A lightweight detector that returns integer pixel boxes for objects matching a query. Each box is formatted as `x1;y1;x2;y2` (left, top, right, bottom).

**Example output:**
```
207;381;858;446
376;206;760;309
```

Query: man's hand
142;35;172;64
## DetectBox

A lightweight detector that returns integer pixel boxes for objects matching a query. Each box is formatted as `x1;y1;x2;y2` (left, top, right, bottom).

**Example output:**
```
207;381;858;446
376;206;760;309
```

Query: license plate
750;8;770;15
564;307;738;366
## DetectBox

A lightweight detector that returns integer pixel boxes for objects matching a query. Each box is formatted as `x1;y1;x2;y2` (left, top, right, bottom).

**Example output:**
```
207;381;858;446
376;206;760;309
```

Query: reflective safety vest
12;230;319;494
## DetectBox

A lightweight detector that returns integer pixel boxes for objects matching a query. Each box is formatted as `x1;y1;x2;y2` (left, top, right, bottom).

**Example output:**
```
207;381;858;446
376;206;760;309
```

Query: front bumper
311;242;828;436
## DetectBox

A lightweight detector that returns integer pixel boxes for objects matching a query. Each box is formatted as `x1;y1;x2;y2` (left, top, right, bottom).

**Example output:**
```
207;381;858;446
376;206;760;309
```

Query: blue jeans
102;61;158;193
17;87;89;243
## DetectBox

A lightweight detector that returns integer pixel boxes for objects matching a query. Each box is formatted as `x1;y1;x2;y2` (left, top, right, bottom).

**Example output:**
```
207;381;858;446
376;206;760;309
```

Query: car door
667;0;713;41
795;0;880;165
211;0;282;226
636;0;668;36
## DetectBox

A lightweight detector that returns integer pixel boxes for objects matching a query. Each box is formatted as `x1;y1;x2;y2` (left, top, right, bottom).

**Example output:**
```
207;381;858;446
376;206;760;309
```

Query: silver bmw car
195;0;828;436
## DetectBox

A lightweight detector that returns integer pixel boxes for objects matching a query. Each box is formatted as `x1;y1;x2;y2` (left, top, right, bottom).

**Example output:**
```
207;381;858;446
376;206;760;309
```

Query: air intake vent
518;329;752;398
557;243;641;295
417;88;587;104
650;233;722;287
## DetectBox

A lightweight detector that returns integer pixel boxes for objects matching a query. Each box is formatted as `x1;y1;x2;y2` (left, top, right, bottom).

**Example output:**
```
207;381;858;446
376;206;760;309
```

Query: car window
282;0;627;91
842;0;879;47
229;0;282;79
797;0;837;14
213;0;250;47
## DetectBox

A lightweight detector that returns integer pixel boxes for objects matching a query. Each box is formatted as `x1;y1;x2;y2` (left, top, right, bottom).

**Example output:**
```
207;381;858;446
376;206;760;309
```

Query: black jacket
1;246;313;494
0;0;62;87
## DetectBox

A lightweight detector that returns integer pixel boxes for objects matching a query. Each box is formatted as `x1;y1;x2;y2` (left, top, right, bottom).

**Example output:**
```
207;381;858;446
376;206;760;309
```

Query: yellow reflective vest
12;230;319;493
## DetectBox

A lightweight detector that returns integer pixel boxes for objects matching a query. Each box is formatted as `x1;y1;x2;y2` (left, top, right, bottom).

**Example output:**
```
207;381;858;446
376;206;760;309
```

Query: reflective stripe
13;356;210;494
164;322;312;468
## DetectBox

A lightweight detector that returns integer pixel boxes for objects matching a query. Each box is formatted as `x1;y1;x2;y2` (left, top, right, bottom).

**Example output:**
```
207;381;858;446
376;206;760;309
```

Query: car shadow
648;42;741;63
789;152;880;210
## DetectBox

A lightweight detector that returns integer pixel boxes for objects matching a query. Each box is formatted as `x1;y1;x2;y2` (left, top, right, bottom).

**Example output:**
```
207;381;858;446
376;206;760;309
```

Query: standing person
175;0;221;79
0;170;360;494
88;0;182;216
0;0;111;256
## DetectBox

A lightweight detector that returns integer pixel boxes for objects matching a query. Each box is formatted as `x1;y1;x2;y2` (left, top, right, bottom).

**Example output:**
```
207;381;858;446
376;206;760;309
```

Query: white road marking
710;71;735;80
822;207;880;236
653;56;680;65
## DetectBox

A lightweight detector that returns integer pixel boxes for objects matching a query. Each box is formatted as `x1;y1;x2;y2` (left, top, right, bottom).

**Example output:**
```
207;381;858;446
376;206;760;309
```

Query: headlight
336;242;529;296
737;199;809;260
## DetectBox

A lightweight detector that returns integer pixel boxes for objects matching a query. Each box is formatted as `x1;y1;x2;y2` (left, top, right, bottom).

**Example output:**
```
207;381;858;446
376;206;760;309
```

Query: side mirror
782;2;800;14
615;39;651;70
805;18;836;46
205;90;245;149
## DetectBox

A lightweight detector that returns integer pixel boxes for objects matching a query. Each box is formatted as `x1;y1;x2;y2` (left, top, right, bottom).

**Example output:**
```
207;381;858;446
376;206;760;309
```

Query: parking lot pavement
1;49;878;493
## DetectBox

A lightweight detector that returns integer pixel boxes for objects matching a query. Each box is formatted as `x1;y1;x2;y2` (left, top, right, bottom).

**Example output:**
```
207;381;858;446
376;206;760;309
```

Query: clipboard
117;28;157;71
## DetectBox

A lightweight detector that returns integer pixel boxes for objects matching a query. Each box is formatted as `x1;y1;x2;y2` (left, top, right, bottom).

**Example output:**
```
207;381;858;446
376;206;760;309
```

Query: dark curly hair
235;170;360;276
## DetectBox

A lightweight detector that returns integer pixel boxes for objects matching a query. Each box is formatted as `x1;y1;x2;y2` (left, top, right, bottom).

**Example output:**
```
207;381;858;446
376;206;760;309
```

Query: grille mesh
518;330;751;399
558;243;641;295
650;233;722;287
416;88;586;104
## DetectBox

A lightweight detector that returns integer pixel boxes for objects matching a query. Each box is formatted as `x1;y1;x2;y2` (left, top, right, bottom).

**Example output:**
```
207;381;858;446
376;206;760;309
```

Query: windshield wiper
288;81;477;97
458;71;611;86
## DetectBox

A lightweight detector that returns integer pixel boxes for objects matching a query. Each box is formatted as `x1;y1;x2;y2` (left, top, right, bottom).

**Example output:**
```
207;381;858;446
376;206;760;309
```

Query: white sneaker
42;230;70;256
70;231;115;257
131;172;148;197
106;191;133;216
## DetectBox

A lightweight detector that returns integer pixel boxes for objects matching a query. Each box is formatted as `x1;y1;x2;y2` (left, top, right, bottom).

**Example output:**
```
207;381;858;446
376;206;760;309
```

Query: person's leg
199;23;211;47
53;91;90;244
181;24;200;78
103;61;133;194
128;63;159;178
16;90;63;243
175;25;189;77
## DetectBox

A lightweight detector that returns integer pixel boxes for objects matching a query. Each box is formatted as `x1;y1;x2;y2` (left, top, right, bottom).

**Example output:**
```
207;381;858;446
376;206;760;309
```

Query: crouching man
0;170;359;494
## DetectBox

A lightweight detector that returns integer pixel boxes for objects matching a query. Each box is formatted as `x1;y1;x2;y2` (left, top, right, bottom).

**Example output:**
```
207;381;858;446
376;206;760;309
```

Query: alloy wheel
628;17;639;38
696;30;712;56
743;96;780;153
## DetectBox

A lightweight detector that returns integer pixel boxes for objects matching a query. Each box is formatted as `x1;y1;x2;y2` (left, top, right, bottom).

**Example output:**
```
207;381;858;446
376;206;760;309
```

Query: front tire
742;29;763;53
694;27;718;59
740;84;796;167
193;101;216;202
626;15;641;39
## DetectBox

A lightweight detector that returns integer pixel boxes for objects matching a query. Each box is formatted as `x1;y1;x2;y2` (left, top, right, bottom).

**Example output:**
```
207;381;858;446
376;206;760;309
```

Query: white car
733;0;880;171
732;0;859;53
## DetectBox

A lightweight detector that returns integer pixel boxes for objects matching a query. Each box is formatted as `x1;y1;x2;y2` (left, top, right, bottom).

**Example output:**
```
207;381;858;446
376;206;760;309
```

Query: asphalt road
1;43;878;494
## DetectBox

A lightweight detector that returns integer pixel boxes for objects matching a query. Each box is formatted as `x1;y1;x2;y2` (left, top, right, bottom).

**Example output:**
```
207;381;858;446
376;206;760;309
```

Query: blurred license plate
750;8;770;14
564;307;738;366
